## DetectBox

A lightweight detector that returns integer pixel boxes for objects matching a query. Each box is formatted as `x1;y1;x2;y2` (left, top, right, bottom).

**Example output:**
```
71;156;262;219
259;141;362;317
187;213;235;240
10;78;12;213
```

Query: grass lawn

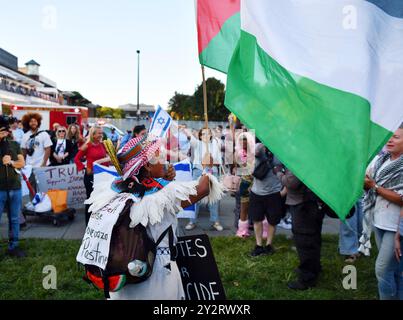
0;235;378;300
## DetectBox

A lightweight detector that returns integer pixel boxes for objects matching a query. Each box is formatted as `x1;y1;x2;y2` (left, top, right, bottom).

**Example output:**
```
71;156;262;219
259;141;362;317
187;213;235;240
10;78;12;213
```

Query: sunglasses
58;130;66;133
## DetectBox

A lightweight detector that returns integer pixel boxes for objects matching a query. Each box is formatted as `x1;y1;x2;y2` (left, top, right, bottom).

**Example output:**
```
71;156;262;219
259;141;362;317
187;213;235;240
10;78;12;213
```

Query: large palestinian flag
196;0;240;73
224;0;403;219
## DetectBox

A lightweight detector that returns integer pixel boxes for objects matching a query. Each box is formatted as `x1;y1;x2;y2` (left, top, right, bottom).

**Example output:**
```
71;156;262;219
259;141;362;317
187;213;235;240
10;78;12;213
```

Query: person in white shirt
184;128;223;231
362;124;403;300
9;117;24;145
20;113;52;168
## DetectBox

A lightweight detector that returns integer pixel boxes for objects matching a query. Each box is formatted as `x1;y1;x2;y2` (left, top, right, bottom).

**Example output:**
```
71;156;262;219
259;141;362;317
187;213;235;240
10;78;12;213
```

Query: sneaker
7;247;27;258
278;219;292;230
264;244;275;255
212;222;223;231
185;222;196;230
250;245;266;257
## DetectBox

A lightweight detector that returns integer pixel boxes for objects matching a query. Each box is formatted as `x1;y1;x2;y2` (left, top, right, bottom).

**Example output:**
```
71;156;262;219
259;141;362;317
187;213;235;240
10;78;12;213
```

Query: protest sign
33;164;86;209
175;234;226;300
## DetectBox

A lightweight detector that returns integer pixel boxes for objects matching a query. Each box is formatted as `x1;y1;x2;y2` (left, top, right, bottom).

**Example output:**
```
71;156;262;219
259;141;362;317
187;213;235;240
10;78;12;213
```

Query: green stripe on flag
199;13;240;74
225;31;391;219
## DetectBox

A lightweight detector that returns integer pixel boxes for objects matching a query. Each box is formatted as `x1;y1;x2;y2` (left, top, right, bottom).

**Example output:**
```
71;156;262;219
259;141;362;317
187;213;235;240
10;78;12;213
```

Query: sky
0;0;226;108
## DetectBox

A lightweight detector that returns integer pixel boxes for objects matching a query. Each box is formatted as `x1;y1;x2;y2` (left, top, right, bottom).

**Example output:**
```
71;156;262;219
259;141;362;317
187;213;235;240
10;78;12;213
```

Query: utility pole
136;50;140;120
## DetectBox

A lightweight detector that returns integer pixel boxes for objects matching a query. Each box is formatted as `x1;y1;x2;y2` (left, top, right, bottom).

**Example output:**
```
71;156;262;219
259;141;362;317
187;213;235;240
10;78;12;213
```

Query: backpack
82;199;175;298
252;148;274;180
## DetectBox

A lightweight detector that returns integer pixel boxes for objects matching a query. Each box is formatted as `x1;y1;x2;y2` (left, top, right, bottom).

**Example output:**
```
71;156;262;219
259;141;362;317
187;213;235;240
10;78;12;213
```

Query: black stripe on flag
365;0;403;18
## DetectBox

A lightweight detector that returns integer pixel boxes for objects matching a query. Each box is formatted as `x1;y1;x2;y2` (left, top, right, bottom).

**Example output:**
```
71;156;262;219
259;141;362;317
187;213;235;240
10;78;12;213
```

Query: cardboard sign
33;164;86;209
175;234;226;300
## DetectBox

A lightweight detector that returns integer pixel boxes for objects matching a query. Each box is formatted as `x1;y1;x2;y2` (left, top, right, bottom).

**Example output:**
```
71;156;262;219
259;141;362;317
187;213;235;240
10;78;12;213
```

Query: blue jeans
399;237;403;300
374;227;401;300
190;167;219;224
339;199;363;255
0;189;22;250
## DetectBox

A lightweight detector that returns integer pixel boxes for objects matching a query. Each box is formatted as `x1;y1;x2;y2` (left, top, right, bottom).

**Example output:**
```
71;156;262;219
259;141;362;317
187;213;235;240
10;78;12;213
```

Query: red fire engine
1;102;88;130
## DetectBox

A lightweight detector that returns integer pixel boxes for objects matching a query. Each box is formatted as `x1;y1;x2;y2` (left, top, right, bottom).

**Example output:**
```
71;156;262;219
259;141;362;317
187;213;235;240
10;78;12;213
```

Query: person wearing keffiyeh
82;133;224;300
359;124;403;300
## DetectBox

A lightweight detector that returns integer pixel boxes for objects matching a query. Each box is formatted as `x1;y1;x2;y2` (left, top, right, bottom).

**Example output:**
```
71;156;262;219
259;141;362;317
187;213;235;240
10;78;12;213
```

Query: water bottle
128;260;147;277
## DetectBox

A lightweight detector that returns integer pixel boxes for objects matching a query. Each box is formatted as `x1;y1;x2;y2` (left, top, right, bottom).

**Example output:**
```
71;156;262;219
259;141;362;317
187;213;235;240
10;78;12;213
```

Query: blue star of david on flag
149;105;172;137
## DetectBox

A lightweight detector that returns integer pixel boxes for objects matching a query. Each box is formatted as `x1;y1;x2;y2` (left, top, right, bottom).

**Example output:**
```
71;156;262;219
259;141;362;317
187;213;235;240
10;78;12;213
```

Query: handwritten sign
76;193;136;269
33;164;86;209
175;234;226;300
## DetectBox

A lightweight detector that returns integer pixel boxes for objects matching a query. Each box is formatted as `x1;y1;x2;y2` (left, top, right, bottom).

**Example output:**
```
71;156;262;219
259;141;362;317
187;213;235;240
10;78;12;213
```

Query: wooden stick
201;65;210;167
201;65;209;130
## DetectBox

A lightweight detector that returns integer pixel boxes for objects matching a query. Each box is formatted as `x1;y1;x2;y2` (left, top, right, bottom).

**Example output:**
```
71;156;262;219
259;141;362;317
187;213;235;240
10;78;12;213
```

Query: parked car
88;122;125;139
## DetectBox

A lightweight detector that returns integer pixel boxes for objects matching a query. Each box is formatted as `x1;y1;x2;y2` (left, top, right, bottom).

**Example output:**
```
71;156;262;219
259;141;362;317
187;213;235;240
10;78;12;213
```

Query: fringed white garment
85;171;119;214
129;173;225;228
110;173;224;300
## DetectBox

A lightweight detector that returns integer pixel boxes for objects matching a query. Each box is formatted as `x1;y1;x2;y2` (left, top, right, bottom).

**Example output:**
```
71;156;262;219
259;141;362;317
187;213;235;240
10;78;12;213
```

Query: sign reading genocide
175;234;226;300
33;164;86;209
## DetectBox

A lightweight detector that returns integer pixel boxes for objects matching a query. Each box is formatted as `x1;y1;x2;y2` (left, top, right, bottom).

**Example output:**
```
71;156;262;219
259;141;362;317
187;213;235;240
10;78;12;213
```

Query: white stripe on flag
148;105;173;137
174;159;196;219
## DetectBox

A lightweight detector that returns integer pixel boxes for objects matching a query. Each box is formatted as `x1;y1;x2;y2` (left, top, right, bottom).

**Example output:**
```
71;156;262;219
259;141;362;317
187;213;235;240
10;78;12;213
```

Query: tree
96;107;125;119
167;77;230;121
69;91;91;106
168;92;195;120
194;77;229;121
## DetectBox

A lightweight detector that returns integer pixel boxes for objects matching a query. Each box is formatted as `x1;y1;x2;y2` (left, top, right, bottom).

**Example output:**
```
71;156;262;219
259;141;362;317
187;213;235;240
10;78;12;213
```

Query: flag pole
201;65;209;129
201;65;211;166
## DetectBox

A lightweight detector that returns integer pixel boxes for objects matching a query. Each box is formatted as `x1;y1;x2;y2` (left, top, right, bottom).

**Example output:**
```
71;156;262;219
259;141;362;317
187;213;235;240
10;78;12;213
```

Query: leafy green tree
167;77;229;121
69;91;91;106
194;77;229;121
96;107;125;119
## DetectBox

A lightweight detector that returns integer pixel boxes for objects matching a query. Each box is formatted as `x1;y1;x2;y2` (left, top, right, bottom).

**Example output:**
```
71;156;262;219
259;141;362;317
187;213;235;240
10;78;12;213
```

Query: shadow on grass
0;235;378;300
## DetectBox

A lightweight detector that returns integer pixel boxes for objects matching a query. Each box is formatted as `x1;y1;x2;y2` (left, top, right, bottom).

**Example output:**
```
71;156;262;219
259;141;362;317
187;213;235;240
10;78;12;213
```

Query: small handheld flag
148;105;172;138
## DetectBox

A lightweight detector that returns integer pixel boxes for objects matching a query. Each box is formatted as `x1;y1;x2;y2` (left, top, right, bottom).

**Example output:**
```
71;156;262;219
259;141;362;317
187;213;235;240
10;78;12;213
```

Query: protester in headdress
82;133;224;299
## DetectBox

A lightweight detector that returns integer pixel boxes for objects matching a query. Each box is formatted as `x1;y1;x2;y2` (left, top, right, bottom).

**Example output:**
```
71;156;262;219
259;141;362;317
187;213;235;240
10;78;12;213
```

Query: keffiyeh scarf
359;153;403;256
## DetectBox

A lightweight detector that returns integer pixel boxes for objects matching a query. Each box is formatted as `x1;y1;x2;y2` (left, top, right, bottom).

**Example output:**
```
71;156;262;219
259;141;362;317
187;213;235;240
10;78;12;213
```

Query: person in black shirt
0;115;26;258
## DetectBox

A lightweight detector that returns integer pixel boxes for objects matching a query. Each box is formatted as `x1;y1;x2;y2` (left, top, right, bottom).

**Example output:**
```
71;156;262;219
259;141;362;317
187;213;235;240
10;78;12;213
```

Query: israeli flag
148;105;172;138
174;159;196;219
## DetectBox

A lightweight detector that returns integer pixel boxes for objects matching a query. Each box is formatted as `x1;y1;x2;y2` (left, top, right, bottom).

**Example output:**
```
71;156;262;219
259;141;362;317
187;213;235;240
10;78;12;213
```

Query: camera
0;115;11;132
26;137;37;156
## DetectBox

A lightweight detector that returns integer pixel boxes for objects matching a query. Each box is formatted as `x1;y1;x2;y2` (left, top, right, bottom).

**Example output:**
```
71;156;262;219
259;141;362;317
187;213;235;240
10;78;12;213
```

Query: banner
33;164;86;209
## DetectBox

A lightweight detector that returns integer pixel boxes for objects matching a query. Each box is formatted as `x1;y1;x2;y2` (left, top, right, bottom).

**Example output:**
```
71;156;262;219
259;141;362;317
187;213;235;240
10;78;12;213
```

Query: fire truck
1;102;88;130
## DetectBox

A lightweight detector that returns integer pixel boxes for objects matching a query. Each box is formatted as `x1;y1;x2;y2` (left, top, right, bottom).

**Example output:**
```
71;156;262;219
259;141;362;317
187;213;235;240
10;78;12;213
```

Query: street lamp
136;50;140;119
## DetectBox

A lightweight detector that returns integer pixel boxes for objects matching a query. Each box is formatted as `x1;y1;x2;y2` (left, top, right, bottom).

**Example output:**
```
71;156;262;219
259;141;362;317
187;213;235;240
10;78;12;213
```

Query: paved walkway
0;194;340;241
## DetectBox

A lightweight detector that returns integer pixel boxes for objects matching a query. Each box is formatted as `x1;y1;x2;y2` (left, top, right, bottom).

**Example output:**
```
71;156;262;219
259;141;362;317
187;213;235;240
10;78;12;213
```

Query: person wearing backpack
20;113;52;168
249;141;285;256
77;133;224;300
20;113;53;194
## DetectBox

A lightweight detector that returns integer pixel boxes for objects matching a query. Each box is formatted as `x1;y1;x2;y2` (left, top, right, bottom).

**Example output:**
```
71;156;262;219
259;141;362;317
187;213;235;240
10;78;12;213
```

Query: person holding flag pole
183;66;224;232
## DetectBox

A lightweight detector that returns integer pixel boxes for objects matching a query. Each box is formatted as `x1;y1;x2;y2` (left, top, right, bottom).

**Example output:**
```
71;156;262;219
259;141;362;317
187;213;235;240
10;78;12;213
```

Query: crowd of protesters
163;115;402;298
0;111;402;300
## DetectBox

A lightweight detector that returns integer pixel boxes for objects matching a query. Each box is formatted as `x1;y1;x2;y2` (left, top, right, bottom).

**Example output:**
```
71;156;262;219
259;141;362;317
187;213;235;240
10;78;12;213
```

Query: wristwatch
374;184;380;192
